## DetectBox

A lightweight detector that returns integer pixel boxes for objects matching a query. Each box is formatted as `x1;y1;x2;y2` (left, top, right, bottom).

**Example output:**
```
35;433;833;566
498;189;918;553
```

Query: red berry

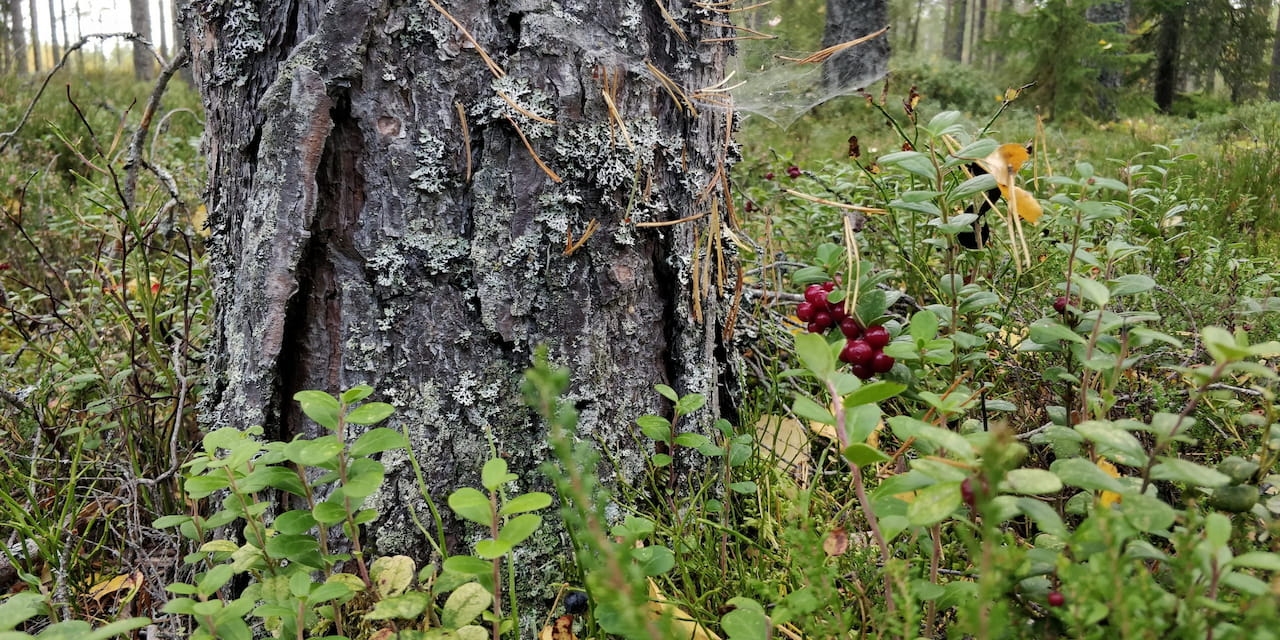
787;165;802;178
841;340;873;366
805;285;829;307
821;281;836;291
840;317;862;339
0;263;10;271
1053;296;1069;314
796;302;815;322
812;312;833;332
871;351;895;373
764;172;775;181
1047;591;1065;607
744;201;756;212
851;364;873;379
829;304;847;322
806;321;821;334
864;325;890;349
961;477;976;507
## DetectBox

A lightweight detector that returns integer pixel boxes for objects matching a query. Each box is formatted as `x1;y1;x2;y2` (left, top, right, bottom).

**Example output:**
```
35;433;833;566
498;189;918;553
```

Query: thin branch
124;48;191;207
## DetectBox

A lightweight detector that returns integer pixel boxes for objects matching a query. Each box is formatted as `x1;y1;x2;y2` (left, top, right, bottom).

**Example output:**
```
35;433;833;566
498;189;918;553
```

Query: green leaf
1109;274;1156;297
370;555;415;598
843;443;890;467
345;402;395;425
908;481;962;527
448;488;493;527
1072;276;1110;307
1230;552;1280;571
0;592;44;630
845;403;882;444
674;433;711;448
500;492;552;515
1150;457;1231;487
855;289;890;327
312;500;348;524
909;311;940;342
654;384;679;402
342;457;386;499
442;555;491;575
82;617;151;640
1203;326;1250;363
1049;458;1125;492
1000;469;1063;495
1015;497;1066;537
497;514;541;546
844;381;906;407
196;565;235;597
951;173;998;199
729;481;758;494
792;395;835;426
442;582;492;628
350;427;408;457
1120;493;1175;532
675;393;706;415
794;332;835;380
273;510;317;535
474;539;512;559
1075;421;1149;466
637;415;672;443
286;435;344;467
340;385;374;404
294;391;341;430
720;597;768;640
481;458;515;491
633;545;675;576
364;592;430;621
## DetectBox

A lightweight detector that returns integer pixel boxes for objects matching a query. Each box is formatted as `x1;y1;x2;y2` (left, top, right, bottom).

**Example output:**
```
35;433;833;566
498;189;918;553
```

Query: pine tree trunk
44;0;58;62
1154;1;1184;113
822;0;890;89
1270;4;1280;100
9;0;27;74
1086;0;1129;119
27;0;38;70
945;0;966;61
130;0;152;78
185;0;736;607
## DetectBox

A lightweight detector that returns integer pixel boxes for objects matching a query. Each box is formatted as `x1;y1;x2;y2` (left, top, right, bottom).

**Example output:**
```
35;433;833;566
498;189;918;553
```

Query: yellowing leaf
1097;458;1123;507
823;526;849;556
977;143;1030;187
755;415;810;472
997;184;1043;224
647;578;722;640
539;614;578;640
88;571;144;602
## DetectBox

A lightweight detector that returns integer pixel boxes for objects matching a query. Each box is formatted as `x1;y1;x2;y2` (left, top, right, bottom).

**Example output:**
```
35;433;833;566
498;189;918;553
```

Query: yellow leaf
87;571;144;602
997;184;1043;224
755;415;810;472
1097;458;1123;507
977;143;1030;187
539;615;578;640
647;578;722;640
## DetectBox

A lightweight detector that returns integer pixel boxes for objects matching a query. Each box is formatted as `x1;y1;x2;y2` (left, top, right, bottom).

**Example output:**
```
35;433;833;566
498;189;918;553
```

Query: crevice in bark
275;89;366;439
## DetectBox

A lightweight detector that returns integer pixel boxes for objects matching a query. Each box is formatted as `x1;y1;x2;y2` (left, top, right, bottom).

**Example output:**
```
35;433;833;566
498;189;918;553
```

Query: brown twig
776;26;890;64
124;48;191;208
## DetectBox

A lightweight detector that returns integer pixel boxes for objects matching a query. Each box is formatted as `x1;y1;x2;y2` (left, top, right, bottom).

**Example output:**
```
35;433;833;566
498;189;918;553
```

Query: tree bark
1270;3;1280;100
821;0;890;90
186;0;736;608
129;0;151;78
9;0;27;74
1086;0;1129;119
27;0;37;70
1154;1;1184;113
44;0;57;62
945;0;966;61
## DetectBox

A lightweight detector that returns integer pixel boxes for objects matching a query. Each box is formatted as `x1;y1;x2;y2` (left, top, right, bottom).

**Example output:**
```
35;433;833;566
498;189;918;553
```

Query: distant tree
1271;5;1280;100
26;0;36;70
822;0;891;89
1152;0;1184;112
129;0;151;78
945;0;966;60
43;0;56;62
9;0;27;73
1086;0;1130;119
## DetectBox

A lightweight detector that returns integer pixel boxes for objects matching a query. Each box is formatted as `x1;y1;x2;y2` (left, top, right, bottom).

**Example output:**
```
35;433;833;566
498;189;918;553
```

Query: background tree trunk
9;0;27;74
945;0;966;61
26;0;37;70
129;0;151;78
1270;4;1280;100
186;0;736;607
822;0;890;89
1154;1;1184;113
1086;0;1129;119
43;0;56;63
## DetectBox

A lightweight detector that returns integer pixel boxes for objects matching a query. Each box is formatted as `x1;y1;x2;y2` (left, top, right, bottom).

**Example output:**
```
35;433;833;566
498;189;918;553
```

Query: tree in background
945;0;966;60
1271;6;1280;101
184;0;736;600
1086;1;1130;119
129;0;150;78
8;0;27;73
1150;0;1184;112
822;0;891;89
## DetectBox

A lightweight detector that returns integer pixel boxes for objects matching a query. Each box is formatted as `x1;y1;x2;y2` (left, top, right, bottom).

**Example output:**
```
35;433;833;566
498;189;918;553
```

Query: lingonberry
840;317;862;339
812;312;833;332
830;304;847;322
851;363;873;380
1053;296;1069;314
805;284;829;307
864;325;890;349
1047;591;1065;607
764;171;775;181
796;301;815;322
841;340;873;366
871;351;895;373
806;321;822;334
787;165;802;178
961;477;976;508
821;280;836;291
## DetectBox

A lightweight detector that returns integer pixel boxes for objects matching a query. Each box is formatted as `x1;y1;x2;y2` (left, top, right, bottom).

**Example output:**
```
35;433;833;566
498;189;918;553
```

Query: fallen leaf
823;527;849;556
755;415;810;471
647;578;722;640
87;571;144;602
539;614;577;640
998;184;1043;224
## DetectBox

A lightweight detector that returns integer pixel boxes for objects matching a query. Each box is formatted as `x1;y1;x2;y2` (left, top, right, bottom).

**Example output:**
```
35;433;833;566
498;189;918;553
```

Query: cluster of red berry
797;281;895;380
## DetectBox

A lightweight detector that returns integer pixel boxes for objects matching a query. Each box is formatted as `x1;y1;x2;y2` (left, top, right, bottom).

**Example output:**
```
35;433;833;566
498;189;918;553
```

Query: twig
776;27;889;64
124;48;191;207
504;115;561;183
782;188;886;213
